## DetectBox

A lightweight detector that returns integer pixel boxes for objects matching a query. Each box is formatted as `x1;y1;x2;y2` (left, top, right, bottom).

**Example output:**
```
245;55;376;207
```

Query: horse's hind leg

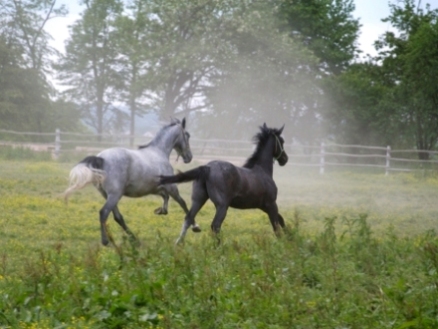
278;213;286;228
211;205;228;235
99;194;122;246
167;184;201;233
154;191;169;215
112;205;136;241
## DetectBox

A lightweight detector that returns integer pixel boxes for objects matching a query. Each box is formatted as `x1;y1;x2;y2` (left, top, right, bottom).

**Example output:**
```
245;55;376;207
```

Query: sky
45;0;437;59
354;0;393;58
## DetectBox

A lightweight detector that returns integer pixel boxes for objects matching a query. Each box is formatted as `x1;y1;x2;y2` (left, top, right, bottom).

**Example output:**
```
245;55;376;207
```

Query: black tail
80;155;104;170
160;166;210;185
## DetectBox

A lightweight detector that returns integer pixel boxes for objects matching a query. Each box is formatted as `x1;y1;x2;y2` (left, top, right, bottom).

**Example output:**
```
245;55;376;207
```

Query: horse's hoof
154;208;168;215
192;225;201;233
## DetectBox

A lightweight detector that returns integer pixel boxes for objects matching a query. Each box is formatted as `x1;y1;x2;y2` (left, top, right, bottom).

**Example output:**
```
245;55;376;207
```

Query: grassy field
1;159;438;328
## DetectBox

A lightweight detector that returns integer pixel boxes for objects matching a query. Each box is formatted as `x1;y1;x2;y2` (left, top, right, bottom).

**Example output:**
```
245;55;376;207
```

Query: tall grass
1;160;438;328
2;216;438;328
0;146;52;161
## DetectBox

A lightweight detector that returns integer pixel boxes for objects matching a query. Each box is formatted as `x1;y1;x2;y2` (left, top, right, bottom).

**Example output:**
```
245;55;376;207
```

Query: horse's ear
278;124;284;135
262;122;268;130
181;117;186;129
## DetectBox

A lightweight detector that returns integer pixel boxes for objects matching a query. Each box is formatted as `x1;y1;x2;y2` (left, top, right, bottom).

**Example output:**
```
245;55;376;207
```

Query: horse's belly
230;196;260;209
123;182;156;197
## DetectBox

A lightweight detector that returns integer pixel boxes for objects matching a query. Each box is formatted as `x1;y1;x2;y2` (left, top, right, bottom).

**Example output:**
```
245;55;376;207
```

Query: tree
200;1;317;140
0;34;35;132
54;0;360;143
142;0;240;120
323;61;396;146
375;0;438;159
112;0;151;146
0;0;77;137
271;0;360;144
276;0;360;76
56;0;123;140
7;0;66;74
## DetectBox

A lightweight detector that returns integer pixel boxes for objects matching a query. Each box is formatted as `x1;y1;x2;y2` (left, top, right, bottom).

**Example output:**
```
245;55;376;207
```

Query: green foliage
198;1;318;140
264;0;361;143
276;0;360;75
1;161;438;327
323;62;398;145
373;0;438;157
324;0;438;153
0;0;84;135
2;209;438;328
55;0;337;141
56;0;123;137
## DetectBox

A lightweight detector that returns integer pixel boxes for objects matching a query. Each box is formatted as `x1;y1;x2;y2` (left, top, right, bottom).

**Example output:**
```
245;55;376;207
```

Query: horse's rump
63;156;106;202
80;155;105;169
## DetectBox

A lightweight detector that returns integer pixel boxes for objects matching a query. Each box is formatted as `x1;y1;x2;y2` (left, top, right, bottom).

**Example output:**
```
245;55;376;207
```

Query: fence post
320;142;325;175
385;145;391;176
54;128;60;160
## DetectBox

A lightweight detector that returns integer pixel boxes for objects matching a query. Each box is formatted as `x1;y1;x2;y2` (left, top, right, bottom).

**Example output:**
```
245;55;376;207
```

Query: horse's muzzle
183;153;193;163
278;154;288;166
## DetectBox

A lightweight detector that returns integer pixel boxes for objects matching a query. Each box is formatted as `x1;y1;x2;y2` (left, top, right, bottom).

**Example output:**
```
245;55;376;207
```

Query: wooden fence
1;128;438;174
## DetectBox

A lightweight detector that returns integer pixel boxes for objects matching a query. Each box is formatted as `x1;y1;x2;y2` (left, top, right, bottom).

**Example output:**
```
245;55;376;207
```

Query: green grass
1;160;438;328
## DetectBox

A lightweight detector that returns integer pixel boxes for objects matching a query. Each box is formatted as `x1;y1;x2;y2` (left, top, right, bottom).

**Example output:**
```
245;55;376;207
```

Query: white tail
63;163;105;202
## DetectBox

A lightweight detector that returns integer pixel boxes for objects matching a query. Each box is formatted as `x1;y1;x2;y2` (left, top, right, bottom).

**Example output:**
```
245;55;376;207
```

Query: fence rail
1;128;438;174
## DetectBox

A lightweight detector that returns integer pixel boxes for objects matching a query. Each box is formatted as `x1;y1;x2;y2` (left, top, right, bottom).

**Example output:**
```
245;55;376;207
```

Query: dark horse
160;123;288;243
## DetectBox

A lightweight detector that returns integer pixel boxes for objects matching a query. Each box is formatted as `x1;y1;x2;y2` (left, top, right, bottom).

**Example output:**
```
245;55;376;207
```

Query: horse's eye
186;132;190;139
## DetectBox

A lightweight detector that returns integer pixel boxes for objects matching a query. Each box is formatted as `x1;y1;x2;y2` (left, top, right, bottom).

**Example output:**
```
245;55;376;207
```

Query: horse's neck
148;127;176;158
255;140;275;176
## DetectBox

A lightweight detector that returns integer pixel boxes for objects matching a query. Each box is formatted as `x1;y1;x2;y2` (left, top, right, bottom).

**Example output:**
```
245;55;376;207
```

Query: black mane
243;125;281;168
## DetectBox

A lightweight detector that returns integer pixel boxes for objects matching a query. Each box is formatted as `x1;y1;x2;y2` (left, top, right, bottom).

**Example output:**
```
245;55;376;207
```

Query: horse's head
172;117;193;163
268;123;288;166
244;123;289;169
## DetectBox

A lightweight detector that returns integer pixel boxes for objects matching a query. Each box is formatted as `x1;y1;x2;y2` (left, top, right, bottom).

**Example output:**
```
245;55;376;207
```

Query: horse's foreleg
168;184;201;233
278;213;286;228
113;206;136;241
175;183;209;244
176;201;206;244
263;203;282;236
176;220;191;245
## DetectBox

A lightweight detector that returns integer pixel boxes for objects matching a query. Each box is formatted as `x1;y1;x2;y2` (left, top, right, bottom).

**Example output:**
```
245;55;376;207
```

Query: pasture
1;159;438;328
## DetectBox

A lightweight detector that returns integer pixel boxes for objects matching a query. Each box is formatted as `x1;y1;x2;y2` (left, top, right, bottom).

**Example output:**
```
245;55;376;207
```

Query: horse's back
204;160;276;208
205;159;264;182
97;147;173;197
98;147;170;172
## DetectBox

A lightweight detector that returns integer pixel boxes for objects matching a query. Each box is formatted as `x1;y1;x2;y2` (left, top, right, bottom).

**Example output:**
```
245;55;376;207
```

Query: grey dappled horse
160;123;288;244
63;118;199;245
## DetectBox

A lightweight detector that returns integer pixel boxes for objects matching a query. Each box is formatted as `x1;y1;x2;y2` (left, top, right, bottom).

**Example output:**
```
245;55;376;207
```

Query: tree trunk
129;97;136;147
96;97;104;142
417;150;430;160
